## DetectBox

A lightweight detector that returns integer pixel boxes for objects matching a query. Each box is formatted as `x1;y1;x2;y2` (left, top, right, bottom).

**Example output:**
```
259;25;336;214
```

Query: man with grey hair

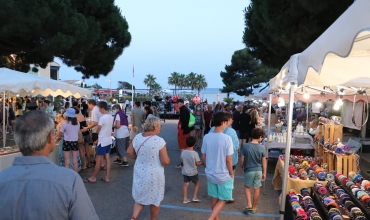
0;111;98;220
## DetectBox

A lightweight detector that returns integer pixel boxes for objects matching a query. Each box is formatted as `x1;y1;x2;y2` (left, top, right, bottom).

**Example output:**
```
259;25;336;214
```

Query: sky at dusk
56;0;251;90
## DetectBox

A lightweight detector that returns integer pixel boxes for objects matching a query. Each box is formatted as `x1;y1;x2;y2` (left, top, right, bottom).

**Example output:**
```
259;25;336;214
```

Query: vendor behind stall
306;119;319;138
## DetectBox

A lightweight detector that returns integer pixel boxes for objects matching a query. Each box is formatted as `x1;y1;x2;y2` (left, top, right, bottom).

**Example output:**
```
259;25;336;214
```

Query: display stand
322;149;358;176
311;191;349;220
338;184;370;219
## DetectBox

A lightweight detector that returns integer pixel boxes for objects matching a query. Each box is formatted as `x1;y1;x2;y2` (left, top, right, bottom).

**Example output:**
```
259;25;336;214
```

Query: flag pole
132;65;134;107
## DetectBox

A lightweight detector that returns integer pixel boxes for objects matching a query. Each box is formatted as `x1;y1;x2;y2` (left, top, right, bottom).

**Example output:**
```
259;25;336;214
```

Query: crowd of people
0;95;269;220
174;99;268;219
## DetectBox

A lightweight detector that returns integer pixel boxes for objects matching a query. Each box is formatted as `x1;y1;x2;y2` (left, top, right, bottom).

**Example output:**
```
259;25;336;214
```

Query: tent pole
279;83;296;220
3;91;6;148
263;93;273;195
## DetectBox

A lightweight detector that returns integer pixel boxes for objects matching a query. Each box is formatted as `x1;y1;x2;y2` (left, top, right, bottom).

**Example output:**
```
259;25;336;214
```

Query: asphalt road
79;117;281;220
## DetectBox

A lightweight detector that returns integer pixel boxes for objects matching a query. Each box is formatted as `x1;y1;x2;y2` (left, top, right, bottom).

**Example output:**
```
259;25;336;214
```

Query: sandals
84;178;96;183
100;177;109;182
243;207;257;214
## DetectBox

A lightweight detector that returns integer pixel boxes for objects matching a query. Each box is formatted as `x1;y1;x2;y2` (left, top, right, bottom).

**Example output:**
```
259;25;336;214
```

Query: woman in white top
58;108;80;172
127;117;170;220
112;104;130;166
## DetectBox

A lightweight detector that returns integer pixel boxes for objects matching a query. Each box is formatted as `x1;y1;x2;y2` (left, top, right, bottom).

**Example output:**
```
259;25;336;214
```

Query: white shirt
201;132;233;184
125;100;129;105
98;114;113;147
91;106;102;133
114;114;129;138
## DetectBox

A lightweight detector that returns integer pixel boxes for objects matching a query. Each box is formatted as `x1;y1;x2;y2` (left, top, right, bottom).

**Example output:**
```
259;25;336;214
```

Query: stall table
272;157;326;192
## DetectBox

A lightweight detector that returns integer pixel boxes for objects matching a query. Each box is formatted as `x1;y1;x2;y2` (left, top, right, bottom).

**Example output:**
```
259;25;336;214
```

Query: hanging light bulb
336;98;343;106
333;104;340;111
278;97;284;102
315;102;322;108
304;93;310;99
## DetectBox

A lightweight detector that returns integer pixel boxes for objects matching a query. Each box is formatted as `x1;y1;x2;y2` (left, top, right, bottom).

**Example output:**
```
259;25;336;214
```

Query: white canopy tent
0;68;91;147
263;0;370;218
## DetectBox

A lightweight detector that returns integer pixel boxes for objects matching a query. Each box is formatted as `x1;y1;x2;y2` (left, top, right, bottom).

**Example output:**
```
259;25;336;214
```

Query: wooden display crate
321;124;343;144
323;150;358;176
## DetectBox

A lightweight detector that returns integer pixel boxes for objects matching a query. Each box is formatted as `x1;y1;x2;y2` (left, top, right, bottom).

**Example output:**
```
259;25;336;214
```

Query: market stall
0;67;90;169
265;0;370;219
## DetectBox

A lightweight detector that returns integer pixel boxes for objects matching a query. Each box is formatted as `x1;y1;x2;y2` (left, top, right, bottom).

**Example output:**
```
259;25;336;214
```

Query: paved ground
79;116;282;220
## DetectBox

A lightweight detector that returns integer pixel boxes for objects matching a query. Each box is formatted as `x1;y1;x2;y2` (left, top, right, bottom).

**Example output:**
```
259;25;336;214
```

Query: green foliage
168;72;208;95
90;83;102;89
117;81;135;90
0;0;131;78
223;97;234;104
168;72;180;94
195;74;207;95
243;0;353;69
220;49;277;96
186;72;197;91
151;82;162;94
178;74;187;90
143;74;157;95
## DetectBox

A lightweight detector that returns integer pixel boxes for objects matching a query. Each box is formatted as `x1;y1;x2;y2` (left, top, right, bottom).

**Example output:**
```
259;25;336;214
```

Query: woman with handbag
127;117;170;220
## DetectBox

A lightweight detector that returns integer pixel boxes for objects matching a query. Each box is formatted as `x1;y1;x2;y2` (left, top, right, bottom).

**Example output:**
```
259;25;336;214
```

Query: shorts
239;131;249;139
178;132;190;149
244;171;262;188
207;179;233;201
92;133;98;142
63;140;79;151
183;174;199;183
96;144;112;155
235;130;240;139
130;126;143;140
83;134;91;144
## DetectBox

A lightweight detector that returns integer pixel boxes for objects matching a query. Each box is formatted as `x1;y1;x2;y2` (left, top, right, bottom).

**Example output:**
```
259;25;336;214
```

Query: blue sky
56;0;250;90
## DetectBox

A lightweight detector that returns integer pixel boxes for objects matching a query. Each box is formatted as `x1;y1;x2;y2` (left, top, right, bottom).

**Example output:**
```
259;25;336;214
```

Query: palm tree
151;82;162;95
168;72;180;94
186;72;197;91
195;74;208;96
178;74;187;90
143;74;156;95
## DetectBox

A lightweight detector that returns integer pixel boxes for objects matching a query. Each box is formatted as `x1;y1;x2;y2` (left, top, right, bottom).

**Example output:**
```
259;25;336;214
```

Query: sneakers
113;158;122;164
183;199;191;204
120;161;129;167
192;198;201;202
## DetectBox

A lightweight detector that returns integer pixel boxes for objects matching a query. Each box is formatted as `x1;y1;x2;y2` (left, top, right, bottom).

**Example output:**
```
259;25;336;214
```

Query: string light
315;102;322;108
336;98;343;106
304;93;310;99
333;104;340;111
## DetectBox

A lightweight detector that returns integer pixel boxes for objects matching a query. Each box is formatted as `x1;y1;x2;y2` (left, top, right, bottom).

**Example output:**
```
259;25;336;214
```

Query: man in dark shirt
203;105;214;135
232;105;241;139
176;99;193;169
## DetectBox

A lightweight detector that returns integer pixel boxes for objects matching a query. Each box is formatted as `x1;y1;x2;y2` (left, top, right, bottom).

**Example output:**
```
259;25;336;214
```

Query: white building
28;61;61;80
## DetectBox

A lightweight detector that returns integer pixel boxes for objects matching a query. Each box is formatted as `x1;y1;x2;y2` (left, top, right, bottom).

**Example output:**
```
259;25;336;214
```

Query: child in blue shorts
181;136;204;203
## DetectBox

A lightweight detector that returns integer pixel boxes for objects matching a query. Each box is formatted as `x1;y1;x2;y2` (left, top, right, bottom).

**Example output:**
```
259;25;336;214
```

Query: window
50;69;58;80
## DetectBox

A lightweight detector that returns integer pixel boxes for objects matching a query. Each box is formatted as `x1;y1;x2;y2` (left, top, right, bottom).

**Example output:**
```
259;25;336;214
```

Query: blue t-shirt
201;132;233;184
209;126;239;166
241;143;266;172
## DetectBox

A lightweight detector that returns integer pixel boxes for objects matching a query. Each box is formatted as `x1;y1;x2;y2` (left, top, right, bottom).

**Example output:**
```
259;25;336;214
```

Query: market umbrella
0;68;91;147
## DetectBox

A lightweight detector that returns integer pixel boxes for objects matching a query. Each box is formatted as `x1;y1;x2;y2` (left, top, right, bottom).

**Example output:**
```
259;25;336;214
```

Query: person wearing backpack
112;104;130;167
175;99;194;169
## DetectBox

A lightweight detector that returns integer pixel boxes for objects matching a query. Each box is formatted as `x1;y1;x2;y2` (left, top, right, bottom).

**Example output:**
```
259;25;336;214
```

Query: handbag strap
136;135;154;156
